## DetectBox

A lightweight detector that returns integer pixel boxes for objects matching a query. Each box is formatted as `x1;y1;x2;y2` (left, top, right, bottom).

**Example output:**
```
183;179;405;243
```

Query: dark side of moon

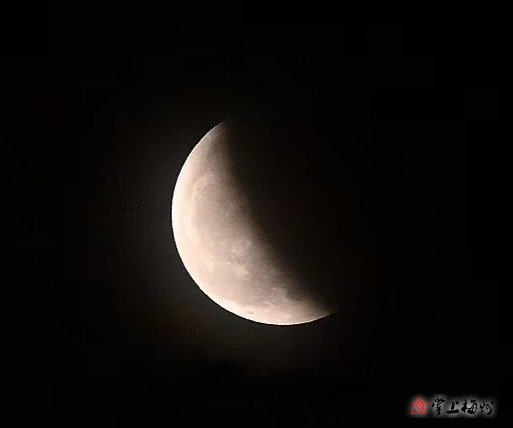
172;117;369;325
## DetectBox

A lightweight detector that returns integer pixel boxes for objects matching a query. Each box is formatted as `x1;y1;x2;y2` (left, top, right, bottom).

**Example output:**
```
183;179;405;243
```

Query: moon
171;122;337;325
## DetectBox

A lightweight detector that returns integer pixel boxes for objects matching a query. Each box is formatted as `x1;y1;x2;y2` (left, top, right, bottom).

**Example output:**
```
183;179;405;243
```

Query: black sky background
3;17;512;425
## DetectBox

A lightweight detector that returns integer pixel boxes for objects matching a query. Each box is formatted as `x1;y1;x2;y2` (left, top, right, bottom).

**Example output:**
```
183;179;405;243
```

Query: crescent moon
171;122;336;325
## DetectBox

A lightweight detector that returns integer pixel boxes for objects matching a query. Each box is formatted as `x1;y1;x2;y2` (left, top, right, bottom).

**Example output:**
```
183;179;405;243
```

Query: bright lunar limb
171;122;336;325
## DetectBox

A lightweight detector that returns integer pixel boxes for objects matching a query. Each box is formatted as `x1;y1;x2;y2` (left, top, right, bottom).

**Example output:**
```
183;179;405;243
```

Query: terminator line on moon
171;122;336;325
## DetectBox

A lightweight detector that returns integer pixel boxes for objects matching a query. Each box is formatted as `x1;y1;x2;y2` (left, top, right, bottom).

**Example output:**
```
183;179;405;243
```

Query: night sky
4;16;512;425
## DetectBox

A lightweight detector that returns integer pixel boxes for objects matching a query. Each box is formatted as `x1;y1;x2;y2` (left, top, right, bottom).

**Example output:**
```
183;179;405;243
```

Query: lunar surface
171;122;336;325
